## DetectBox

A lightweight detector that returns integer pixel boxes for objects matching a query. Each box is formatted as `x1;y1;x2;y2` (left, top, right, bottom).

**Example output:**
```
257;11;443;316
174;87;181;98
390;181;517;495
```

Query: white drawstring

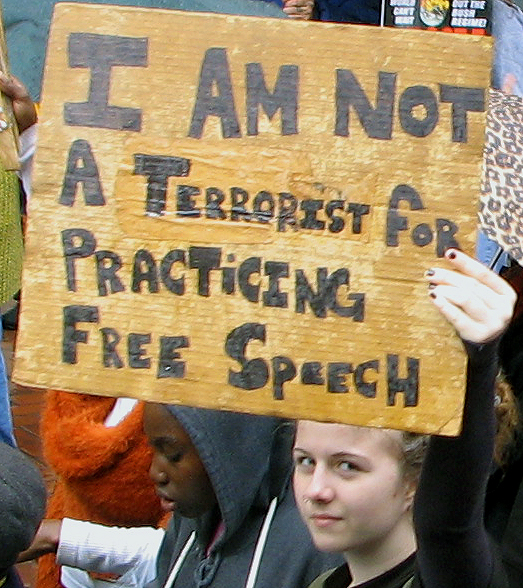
244;497;278;588
162;531;196;588
162;496;278;588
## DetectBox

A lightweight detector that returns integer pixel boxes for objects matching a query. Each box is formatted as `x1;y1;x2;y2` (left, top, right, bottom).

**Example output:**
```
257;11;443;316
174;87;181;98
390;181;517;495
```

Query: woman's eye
166;452;183;464
338;460;357;472
153;439;184;464
294;455;314;469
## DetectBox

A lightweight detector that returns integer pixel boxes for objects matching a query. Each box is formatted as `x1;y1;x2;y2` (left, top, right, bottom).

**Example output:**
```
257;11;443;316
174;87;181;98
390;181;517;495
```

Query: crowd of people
2;1;523;588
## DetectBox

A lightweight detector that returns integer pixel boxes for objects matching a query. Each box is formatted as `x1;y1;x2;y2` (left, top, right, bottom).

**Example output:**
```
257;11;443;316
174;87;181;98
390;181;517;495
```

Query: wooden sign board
13;3;493;435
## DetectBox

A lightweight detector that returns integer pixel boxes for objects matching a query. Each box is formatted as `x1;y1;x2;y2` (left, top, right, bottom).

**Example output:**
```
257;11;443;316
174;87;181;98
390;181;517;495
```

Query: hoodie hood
164;405;291;548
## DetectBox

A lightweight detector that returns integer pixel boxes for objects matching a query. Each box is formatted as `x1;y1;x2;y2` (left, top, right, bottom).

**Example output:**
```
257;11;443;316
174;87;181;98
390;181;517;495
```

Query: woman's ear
403;477;417;512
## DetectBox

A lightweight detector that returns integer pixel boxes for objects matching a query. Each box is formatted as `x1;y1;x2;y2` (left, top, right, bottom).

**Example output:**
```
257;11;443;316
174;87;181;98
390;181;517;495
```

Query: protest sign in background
382;0;491;34
13;3;492;434
0;0;20;170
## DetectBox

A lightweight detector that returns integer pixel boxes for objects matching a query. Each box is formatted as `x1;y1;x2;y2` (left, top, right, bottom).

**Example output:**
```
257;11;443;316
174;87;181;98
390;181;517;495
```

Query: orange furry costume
37;391;165;588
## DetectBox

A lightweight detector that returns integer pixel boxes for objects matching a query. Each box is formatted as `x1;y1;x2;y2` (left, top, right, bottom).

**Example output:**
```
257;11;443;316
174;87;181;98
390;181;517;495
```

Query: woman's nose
305;466;335;503
149;454;168;485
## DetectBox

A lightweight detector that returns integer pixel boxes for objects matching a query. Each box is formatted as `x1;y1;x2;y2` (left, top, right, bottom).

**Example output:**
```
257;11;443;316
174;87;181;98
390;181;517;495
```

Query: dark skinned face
144;403;217;518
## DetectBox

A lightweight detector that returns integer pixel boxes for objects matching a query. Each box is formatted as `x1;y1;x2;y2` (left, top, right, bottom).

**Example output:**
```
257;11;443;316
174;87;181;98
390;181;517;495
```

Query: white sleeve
57;518;164;580
17;123;36;199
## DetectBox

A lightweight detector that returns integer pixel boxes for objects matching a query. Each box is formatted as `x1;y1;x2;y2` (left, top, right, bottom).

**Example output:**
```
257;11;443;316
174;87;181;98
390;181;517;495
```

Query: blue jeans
476;230;508;274
0;320;16;447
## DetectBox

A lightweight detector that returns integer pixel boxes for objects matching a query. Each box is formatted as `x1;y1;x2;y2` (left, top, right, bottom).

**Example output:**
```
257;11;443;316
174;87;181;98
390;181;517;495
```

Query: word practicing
61;240;366;320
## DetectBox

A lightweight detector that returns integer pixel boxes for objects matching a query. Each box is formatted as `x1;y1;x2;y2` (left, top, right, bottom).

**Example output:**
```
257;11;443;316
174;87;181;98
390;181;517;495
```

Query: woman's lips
160;497;176;512
310;514;342;528
156;490;176;512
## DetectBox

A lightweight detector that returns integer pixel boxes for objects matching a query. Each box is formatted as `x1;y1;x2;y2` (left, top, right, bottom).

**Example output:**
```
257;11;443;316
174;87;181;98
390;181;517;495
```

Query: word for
386;184;459;256
62;309;419;405
61;239;366;320
64;33;484;142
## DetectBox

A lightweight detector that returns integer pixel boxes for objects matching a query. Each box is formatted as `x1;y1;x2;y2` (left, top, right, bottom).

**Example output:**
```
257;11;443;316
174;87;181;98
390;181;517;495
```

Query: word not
225;322;419;404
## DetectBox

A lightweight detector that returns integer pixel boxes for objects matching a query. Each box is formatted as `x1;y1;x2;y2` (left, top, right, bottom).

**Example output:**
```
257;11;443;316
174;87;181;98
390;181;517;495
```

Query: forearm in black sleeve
414;339;500;588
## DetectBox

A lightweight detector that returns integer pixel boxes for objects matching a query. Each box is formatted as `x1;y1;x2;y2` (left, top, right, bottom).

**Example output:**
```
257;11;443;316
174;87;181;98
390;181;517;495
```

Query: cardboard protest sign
13;3;492;434
0;0;20;170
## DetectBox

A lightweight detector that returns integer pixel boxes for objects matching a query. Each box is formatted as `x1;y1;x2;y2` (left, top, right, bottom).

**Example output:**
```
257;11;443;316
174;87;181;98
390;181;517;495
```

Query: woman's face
293;420;414;556
143;403;217;518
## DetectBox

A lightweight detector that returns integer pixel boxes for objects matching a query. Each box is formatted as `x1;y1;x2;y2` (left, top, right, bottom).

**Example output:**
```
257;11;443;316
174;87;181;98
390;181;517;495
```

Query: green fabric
0;169;22;304
307;569;338;588
306;565;416;588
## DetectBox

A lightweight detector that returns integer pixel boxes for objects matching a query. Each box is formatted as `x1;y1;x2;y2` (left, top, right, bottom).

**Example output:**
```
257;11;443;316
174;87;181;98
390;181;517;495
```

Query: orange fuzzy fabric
37;391;166;588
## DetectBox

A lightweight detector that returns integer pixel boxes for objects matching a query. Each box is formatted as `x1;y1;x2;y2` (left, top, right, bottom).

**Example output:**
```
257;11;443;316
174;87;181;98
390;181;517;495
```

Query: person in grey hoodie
144;403;341;588
20;404;340;588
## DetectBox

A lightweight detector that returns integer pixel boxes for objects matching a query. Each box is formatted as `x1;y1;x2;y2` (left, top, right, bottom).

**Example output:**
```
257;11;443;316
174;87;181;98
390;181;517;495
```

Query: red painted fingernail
447;250;456;260
429;292;436;299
